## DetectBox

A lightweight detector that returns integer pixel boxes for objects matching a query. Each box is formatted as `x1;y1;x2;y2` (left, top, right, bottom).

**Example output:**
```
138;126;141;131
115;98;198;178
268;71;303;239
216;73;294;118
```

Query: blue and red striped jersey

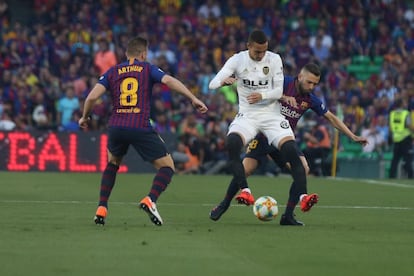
281;76;328;130
98;60;166;129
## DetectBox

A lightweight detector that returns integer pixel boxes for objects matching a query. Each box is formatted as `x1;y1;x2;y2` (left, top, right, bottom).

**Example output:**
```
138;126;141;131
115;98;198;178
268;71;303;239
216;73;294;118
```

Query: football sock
280;141;307;216
242;188;251;193
149;166;174;203
98;163;119;208
222;177;239;206
284;182;297;216
299;194;307;202
227;133;248;189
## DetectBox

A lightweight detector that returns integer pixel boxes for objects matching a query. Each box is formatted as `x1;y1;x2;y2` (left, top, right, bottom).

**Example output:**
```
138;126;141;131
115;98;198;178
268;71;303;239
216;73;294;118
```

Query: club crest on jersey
300;102;309;110
280;120;289;129
263;66;269;75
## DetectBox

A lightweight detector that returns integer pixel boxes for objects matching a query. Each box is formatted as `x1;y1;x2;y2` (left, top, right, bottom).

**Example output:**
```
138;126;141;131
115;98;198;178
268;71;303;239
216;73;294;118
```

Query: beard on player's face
298;81;312;95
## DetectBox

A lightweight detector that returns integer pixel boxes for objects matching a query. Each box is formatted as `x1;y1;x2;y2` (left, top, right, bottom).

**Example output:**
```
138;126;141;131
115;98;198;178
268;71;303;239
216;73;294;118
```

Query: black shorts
107;127;169;162
245;134;303;169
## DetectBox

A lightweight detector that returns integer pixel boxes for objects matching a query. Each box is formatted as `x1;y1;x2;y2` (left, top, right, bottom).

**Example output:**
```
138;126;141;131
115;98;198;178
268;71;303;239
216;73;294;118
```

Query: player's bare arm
79;83;106;129
324;111;368;146
162;75;208;113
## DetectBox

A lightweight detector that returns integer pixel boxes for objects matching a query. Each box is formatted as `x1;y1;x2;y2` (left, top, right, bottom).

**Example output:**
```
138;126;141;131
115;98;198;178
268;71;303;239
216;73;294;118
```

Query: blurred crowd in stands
0;0;413;174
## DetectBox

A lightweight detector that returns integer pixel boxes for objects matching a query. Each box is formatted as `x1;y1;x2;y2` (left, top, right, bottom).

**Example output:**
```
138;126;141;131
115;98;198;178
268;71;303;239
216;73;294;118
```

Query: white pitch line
328;176;414;188
0;200;412;210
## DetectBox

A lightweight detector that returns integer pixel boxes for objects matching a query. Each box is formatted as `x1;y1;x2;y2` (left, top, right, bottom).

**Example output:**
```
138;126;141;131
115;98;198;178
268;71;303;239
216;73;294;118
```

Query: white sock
242;188;251;194
299;194;308;202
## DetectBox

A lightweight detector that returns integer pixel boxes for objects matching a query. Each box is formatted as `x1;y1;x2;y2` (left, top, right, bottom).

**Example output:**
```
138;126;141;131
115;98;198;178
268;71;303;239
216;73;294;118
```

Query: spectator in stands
311;34;330;65
31;87;53;130
303;124;331;176
292;35;313;70
174;141;200;175
376;114;390;147
197;63;216;95
50;32;71;77
197;0;221;19
154;41;177;72
377;78;399;102
93;37;117;76
344;95;365;134
2;0;414;177
13;83;31;130
7;40;24;70
57;85;80;130
0;110;15;131
360;121;386;153
68;21;91;55
153;112;176;134
177;113;204;139
0;0;10;26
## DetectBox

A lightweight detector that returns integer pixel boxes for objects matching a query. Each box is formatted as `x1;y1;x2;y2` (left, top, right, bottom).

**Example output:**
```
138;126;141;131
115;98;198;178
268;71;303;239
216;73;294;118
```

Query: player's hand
192;99;208;113
247;92;262;104
78;116;90;129
221;77;237;86
280;95;298;108
353;136;368;146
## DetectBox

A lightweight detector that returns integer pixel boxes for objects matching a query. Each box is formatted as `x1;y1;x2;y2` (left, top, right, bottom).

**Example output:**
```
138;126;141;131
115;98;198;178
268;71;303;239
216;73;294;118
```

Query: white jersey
209;50;293;148
209;50;284;114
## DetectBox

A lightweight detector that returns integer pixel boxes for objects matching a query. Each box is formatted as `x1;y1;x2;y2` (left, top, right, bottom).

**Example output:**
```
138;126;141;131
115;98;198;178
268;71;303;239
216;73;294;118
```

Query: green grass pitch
0;172;413;276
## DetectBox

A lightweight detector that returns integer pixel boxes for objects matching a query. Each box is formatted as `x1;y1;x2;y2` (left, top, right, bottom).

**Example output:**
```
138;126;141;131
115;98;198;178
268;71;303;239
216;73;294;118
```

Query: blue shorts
245;133;303;169
107;127;169;162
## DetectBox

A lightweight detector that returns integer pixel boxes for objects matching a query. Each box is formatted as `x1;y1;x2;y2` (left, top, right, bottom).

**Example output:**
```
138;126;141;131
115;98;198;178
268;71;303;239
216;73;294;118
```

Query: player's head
247;30;268;61
297;63;321;94
126;36;148;62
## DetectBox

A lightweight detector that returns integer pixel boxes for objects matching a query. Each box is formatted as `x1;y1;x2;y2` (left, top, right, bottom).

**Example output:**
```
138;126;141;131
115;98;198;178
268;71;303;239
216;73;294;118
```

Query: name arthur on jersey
118;65;143;74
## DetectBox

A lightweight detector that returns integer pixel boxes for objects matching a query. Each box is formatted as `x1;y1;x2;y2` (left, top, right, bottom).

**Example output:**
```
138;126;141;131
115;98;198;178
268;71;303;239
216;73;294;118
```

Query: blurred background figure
389;99;413;178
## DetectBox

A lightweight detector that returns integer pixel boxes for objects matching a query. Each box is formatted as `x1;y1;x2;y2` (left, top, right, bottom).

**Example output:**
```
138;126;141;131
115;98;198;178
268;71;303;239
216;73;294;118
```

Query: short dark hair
248;30;268;44
126;36;148;57
303;63;321;77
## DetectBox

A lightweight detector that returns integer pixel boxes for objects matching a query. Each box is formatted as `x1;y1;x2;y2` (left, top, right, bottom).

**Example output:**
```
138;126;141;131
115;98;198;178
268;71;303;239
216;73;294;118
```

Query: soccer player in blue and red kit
210;63;367;225
79;36;208;226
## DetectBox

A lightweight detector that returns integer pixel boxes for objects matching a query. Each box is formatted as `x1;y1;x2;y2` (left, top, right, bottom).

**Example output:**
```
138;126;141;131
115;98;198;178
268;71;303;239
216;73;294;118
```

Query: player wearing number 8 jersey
79;36;208;226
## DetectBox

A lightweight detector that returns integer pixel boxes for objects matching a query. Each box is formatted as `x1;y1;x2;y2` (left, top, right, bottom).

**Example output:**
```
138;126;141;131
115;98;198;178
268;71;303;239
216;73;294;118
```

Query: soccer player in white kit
209;30;318;225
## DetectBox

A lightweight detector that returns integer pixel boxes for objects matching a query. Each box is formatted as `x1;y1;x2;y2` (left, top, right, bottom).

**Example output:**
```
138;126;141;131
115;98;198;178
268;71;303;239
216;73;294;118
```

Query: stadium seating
346;55;383;80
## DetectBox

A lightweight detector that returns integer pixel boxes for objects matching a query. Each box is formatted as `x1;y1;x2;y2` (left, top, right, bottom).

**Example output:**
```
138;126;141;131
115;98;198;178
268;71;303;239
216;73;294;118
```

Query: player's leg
283;155;310;175
225;139;265;205
278;139;319;225
265;116;319;226
401;138;413;178
134;130;174;226
389;142;402;178
209;157;259;221
226;132;256;205
150;155;175;203
225;117;259;206
94;128;127;225
299;155;310;175
210;134;269;221
269;145;311;223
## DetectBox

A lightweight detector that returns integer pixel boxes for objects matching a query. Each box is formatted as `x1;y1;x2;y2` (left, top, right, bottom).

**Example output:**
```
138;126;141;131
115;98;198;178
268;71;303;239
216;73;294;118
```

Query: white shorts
228;112;294;148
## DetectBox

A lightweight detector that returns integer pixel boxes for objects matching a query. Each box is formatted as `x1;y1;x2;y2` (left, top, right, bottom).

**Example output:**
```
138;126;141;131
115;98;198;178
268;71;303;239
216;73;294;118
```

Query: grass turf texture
0;172;413;276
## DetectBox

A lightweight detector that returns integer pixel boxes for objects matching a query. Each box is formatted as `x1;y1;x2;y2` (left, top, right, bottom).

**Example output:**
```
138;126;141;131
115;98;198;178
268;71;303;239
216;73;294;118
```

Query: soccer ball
253;196;279;221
